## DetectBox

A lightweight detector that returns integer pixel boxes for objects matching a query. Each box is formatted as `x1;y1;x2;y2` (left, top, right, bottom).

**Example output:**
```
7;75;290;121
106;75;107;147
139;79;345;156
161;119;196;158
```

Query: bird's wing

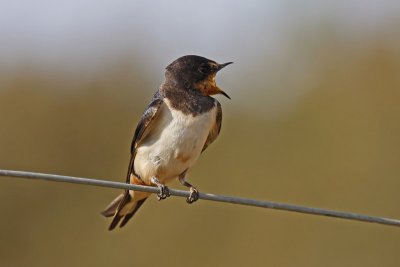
202;101;222;152
126;91;164;183
107;92;163;230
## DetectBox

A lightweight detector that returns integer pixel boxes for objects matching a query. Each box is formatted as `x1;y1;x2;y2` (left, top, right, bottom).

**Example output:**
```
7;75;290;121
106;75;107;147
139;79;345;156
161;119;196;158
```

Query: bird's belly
134;108;215;184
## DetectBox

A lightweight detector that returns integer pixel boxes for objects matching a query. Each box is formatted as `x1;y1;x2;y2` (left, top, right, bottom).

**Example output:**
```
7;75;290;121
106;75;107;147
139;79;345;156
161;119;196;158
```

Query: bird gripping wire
0;169;399;228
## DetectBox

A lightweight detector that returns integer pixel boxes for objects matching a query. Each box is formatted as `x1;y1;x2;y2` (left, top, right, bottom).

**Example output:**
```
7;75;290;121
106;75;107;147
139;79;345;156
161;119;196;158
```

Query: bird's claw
186;187;199;204
150;177;170;201
157;185;170;201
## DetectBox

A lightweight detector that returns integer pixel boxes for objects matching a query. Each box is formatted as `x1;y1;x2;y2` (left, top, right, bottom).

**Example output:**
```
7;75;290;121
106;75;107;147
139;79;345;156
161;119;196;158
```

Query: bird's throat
194;75;223;96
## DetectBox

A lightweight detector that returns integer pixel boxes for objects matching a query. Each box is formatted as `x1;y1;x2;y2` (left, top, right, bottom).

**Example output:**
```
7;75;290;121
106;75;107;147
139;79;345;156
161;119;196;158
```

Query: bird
101;55;232;230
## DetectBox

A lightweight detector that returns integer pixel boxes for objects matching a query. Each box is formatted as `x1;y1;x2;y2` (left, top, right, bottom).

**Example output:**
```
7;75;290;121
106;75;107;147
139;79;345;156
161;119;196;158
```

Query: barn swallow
101;55;232;230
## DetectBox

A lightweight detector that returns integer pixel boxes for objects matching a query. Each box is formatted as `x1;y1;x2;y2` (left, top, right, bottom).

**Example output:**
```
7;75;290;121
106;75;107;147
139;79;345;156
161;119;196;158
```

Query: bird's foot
150;177;170;201
186;187;199;204
157;184;170;200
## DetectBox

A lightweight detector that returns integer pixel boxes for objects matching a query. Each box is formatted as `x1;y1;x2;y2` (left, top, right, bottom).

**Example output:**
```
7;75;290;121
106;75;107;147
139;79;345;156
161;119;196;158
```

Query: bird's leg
178;171;199;204
150;177;170;201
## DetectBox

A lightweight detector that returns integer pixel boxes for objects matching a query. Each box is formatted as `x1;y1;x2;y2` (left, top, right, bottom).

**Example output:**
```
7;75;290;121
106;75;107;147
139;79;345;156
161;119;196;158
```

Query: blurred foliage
1;16;400;267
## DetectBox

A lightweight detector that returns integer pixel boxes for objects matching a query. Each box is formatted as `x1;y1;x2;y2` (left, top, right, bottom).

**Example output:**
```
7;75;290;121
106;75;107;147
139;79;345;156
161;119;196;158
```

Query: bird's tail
101;190;147;230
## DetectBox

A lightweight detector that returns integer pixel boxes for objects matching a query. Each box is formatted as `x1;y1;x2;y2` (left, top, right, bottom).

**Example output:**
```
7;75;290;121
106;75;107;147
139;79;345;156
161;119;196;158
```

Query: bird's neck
160;79;215;116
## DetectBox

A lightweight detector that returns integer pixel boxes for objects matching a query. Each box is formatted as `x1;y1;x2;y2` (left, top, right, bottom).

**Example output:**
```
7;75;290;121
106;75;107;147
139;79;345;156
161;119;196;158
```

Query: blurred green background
1;1;400;266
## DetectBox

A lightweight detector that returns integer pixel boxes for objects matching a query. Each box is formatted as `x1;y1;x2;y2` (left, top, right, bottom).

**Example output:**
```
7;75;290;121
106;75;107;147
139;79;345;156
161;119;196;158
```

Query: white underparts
134;99;217;187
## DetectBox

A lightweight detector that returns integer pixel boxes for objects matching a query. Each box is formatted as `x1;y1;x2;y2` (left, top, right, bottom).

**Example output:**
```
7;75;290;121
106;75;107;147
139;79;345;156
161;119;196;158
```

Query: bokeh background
1;1;400;266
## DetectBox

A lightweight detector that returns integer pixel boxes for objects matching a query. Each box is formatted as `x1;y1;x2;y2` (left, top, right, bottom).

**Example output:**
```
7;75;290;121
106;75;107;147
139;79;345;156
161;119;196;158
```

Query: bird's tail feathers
119;198;147;228
101;193;125;218
101;190;147;230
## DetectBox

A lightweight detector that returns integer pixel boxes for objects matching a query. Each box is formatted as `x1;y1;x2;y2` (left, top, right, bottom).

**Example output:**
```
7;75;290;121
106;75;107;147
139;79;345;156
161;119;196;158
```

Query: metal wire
1;169;399;228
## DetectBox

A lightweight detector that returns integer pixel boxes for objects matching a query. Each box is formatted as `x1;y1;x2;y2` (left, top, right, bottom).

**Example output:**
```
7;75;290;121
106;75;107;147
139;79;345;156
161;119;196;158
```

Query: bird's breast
134;99;217;183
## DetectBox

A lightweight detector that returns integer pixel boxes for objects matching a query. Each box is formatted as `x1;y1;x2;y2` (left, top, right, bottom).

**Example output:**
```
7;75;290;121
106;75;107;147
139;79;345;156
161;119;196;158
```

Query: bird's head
165;55;232;99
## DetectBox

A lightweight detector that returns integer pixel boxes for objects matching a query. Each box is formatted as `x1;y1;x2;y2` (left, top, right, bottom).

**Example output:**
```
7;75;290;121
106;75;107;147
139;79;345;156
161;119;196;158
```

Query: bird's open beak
216;62;233;99
218;90;231;99
217;62;233;71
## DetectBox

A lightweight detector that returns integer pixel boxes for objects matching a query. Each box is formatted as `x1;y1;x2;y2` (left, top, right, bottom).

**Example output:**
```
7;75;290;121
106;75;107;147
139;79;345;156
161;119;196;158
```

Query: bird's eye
198;64;211;74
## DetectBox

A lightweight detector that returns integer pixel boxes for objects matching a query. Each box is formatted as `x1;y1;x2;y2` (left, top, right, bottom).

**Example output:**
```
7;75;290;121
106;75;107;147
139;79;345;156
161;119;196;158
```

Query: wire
1;169;399;228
